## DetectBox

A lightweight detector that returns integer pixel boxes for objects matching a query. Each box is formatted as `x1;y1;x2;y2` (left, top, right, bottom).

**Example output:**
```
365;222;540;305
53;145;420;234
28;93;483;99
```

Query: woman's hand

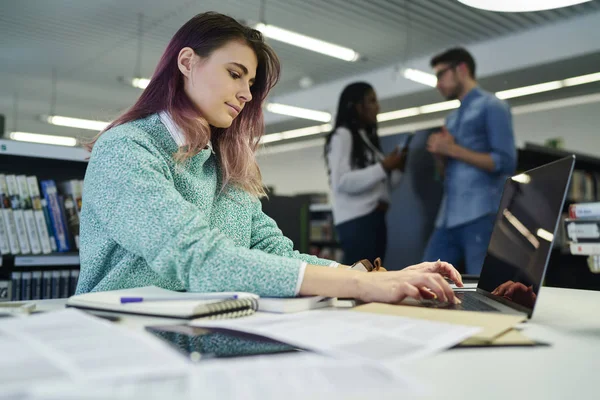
403;260;463;287
356;263;461;305
300;260;461;305
381;148;405;171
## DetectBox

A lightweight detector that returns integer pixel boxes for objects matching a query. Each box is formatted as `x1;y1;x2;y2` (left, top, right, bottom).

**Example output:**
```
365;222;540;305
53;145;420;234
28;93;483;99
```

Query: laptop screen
478;156;575;316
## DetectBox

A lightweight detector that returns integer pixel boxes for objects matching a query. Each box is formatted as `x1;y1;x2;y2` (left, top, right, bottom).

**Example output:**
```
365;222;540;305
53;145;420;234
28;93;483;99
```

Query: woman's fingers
415;273;451;303
418;286;437;299
394;282;420;302
432;261;463;287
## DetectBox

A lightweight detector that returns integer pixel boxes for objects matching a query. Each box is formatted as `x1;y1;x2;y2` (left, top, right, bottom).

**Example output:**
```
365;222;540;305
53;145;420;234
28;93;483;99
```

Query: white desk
25;287;600;399
412;286;600;399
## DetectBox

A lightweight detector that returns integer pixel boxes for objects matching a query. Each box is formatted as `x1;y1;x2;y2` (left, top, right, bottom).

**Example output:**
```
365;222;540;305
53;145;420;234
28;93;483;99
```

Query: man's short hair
430;48;476;79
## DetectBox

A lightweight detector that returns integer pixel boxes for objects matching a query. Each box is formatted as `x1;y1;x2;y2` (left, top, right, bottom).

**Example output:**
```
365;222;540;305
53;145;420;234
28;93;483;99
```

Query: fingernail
454;297;462;305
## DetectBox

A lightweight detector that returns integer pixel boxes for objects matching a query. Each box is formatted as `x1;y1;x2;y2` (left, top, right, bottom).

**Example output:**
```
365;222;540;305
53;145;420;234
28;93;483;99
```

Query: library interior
1;1;599;399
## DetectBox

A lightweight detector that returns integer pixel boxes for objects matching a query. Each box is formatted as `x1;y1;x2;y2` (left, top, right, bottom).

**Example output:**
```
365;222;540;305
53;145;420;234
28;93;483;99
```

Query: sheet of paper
354;303;526;343
190;310;480;368
23;353;426;400
0;309;190;398
188;352;426;400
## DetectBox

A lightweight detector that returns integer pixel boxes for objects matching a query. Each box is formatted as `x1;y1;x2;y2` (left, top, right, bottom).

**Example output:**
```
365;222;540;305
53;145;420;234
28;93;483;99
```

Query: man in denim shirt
424;48;516;275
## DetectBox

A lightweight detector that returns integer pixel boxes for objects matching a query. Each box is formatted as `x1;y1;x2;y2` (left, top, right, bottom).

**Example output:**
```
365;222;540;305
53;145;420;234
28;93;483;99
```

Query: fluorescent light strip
261;124;331;144
563;72;600;87
10;132;78;147
380;71;600;123
377;101;459;123
495;81;564;100
255;23;359;62
377;107;420;122
46;115;109;131
402;68;437;87
266;103;331;122
419;100;461;114
132;77;150;89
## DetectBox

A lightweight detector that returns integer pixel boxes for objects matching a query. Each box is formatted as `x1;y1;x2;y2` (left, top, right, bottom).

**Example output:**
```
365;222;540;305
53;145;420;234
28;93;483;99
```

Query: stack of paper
191;309;481;367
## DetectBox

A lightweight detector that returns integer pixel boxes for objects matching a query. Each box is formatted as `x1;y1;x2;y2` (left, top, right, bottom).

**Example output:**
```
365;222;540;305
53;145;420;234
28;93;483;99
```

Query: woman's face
179;40;258;128
356;89;380;125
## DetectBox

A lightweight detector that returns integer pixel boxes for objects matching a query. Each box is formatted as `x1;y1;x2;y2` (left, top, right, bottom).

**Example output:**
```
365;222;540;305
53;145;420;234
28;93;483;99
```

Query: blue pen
120;294;239;304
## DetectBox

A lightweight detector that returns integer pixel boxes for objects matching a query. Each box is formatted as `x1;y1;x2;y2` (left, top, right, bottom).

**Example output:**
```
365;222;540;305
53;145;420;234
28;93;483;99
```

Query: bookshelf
0;139;88;301
308;203;343;263
518;142;600;290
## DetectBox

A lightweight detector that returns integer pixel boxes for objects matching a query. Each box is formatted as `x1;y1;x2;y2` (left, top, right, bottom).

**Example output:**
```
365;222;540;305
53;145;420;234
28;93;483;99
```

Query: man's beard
445;82;463;101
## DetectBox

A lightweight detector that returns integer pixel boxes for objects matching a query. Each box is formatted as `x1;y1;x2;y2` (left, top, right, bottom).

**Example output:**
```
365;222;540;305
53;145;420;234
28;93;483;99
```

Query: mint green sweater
77;114;333;296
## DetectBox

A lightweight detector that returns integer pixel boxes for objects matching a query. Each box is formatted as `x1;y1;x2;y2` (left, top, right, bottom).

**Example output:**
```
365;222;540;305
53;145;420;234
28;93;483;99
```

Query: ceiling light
563;72;600;87
266;103;331;122
376;70;600;123
131;77;150;89
255;23;359;62
419;100;460;114
402;68;437;87
495;81;564;100
10;132;78;147
261;124;331;144
45;115;109;131
378;108;420;122
457;0;591;12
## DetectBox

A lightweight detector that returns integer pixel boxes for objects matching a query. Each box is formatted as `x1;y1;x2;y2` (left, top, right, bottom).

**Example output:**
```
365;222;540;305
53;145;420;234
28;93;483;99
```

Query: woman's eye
229;71;241;79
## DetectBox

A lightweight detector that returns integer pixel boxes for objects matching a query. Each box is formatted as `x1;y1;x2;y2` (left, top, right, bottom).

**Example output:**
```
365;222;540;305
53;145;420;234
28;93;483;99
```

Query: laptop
426;155;575;318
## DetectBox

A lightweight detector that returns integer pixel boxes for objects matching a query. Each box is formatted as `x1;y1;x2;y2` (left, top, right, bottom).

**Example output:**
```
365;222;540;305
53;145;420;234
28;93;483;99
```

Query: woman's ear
177;47;196;78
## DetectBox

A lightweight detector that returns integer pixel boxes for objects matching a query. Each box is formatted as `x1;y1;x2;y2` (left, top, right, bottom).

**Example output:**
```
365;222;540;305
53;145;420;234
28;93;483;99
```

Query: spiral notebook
66;286;259;320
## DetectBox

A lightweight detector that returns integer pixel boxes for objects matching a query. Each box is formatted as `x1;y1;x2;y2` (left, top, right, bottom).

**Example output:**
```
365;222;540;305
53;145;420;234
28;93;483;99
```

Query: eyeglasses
435;63;458;80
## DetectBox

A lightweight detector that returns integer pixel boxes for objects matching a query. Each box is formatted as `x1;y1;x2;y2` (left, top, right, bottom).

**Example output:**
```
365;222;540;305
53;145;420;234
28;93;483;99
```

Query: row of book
2;269;80;301
563;202;600;273
568;170;600;203
309;246;344;263
310;219;337;242
0;174;82;255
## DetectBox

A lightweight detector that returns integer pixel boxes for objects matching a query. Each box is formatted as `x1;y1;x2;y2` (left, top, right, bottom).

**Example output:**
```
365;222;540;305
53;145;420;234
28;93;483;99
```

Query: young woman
325;83;406;265
78;12;462;304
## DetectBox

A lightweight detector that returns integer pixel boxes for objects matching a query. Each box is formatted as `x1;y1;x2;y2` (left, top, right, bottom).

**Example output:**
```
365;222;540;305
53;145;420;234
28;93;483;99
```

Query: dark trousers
336;209;387;265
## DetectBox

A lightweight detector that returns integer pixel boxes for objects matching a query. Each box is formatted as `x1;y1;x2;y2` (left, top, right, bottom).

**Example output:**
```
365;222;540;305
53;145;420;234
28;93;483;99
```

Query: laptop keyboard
453;292;500;312
419;292;500;312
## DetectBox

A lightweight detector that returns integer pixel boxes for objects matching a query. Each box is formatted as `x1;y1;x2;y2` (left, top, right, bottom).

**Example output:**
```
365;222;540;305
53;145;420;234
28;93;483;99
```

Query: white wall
258;143;331;196
513;100;600;153
258;99;600;196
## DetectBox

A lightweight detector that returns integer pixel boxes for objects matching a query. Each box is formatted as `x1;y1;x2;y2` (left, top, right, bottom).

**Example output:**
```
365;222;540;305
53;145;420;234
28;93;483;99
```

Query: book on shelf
27;176;53;254
568;202;600;219
5;174;31;254
16;175;43;255
0;174;20;255
31;271;42;300
21;271;32;301
564;218;600;243
40;180;71;252
0;280;10;302
569;242;600;256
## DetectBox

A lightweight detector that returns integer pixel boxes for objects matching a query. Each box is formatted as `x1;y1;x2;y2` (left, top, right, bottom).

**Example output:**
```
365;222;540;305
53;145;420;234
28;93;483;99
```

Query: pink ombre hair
88;12;280;198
